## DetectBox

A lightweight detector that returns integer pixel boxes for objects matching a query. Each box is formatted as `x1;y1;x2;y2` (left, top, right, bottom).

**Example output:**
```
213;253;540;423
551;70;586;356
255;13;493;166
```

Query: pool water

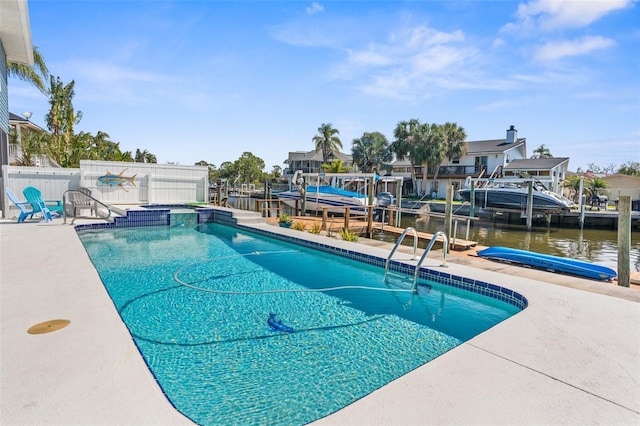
78;223;521;425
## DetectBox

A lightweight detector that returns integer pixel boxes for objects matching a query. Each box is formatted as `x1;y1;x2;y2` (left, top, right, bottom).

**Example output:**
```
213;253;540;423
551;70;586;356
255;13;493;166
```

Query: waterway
228;197;640;272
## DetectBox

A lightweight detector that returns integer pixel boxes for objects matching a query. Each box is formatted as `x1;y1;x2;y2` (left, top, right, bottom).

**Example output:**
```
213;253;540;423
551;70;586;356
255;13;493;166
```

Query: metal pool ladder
384;228;449;293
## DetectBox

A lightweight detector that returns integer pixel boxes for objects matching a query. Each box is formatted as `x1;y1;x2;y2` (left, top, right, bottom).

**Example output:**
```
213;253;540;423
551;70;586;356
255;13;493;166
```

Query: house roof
465;138;526;155
9;112;45;132
285;149;352;164
0;0;33;64
390;137;527;166
505;157;569;170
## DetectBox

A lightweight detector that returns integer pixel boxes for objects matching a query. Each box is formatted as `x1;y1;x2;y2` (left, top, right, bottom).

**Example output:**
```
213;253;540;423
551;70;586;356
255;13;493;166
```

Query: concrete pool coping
1;217;639;425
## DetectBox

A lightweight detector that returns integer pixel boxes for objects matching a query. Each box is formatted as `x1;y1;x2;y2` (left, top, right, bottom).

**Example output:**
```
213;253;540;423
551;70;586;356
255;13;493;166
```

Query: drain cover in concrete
28;319;70;334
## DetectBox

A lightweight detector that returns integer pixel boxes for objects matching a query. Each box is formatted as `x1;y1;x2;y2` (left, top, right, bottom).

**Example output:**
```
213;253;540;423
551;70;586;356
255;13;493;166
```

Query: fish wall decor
98;169;137;191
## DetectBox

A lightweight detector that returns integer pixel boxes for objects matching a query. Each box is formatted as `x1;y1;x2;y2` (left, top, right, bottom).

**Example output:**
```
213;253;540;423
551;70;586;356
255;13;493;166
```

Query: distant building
283;149;354;175
391;125;530;197
8;112;57;167
284;126;572;198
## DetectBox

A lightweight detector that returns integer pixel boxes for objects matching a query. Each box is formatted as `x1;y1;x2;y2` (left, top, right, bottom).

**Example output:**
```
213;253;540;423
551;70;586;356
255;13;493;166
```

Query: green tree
234;152;265;184
45;76;82;166
135;149;157;163
9;128;50;166
351;131;392;173
585;176;610;198
617;161;640;176
270;165;282;178
391;119;445;196
429;122;465;195
195;161;219;182
531;144;553;159
7;46;49;94
563;175;583;202
312;123;343;163
390;119;421;195
320;159;349;173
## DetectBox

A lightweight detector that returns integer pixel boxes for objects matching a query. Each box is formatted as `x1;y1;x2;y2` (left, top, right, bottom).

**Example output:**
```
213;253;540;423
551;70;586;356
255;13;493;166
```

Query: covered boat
477;246;617;281
276;185;374;215
458;185;574;212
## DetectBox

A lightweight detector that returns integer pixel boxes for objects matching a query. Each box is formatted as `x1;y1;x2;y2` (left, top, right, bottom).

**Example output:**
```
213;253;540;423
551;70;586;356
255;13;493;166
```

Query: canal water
228;197;640;272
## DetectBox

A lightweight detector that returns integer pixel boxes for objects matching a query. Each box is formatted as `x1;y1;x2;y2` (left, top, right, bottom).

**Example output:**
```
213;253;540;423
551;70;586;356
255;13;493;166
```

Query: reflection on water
228;197;640;272
399;215;640;272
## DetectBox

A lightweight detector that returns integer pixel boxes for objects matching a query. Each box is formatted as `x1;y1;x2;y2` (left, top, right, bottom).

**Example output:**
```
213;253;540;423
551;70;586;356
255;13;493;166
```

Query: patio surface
1;216;639;425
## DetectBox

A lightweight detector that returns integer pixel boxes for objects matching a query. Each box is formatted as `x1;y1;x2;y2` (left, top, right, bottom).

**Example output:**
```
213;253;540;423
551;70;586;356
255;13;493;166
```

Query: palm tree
6;46;49;94
585;176;609;198
430;122;467;195
312;123;343;163
135;149;157;163
414;123;446;196
390;119;422;196
393;120;445;196
351;131;392;173
563;175;583;202
531;144;553;159
45;76;82;166
320;159;349;173
9;128;49;166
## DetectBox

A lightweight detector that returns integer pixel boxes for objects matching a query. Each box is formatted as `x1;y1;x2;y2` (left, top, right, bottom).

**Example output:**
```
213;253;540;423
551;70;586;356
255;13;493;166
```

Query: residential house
283;149;354;175
8;112;56;166
391;125;528;197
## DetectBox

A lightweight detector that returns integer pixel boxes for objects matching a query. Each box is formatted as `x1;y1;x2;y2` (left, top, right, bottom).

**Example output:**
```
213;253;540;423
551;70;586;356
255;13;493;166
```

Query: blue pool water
78;223;522;425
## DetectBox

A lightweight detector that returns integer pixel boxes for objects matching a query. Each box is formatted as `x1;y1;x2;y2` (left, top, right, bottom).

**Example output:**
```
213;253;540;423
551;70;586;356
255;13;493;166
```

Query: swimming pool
78;223;524;425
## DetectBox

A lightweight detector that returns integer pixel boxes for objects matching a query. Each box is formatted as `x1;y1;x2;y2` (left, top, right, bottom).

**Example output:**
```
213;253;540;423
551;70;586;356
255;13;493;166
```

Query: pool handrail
384;227;418;283
412;231;448;293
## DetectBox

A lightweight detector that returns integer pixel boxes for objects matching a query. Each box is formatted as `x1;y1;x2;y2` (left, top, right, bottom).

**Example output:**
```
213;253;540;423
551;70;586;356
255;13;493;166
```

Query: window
452;157;460;164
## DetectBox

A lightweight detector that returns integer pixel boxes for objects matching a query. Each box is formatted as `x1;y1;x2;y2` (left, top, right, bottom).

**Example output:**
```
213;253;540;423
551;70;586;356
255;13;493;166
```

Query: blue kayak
477;246;617;281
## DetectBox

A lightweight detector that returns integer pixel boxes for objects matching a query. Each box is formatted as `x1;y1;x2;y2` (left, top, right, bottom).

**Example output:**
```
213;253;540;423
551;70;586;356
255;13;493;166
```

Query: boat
276;185;375;215
477;246;617;281
458;185;574;212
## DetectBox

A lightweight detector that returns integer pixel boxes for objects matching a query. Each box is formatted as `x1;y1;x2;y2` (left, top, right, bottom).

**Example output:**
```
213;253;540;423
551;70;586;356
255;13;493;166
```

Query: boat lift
289;171;404;226
465;177;564;230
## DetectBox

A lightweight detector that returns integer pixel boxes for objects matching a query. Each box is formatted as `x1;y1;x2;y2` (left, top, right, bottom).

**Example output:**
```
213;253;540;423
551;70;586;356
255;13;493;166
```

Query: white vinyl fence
2;160;209;220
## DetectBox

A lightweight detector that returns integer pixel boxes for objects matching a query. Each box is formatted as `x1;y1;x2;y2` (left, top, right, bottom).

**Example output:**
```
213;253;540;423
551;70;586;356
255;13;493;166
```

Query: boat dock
266;215;477;251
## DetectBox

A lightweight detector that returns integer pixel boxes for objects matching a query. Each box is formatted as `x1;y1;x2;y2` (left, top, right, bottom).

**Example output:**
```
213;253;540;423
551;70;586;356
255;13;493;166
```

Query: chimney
506;125;517;144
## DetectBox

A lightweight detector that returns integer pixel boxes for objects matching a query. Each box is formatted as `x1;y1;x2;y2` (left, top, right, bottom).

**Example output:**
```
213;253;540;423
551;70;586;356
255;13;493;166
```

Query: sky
8;0;640;173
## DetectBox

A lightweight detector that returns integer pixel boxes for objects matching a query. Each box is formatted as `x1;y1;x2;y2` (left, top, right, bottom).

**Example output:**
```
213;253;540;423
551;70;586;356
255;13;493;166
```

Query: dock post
367;205;373;237
580;195;586;229
322;208;328;231
388;205;395;226
469;180;475;218
444;184;453;252
344;207;350;230
617;196;631;287
526;181;534;231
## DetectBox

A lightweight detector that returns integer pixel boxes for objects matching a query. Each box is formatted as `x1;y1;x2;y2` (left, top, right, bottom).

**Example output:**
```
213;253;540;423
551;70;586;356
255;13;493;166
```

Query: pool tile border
235;223;528;310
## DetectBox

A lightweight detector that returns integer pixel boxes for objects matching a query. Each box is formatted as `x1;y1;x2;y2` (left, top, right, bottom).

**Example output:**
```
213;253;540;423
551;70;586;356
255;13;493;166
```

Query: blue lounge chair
6;188;37;223
23;186;62;220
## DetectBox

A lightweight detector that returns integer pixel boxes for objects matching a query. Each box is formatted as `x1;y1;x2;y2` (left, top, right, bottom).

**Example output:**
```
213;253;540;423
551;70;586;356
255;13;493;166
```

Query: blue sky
9;0;640;172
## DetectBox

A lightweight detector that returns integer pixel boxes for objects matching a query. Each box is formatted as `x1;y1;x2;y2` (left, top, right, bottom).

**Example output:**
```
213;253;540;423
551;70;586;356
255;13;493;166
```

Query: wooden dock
266;215;477;251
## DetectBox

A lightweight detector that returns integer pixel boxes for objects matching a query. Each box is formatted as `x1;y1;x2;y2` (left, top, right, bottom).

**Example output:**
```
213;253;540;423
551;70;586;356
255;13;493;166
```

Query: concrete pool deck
1;217;639;425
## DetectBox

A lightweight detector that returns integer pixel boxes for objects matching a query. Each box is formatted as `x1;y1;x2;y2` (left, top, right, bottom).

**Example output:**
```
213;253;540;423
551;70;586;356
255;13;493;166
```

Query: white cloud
534;35;615;61
506;0;635;32
306;2;324;15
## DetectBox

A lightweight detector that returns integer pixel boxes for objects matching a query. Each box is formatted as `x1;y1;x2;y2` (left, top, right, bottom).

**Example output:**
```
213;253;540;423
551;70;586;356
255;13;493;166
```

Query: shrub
309;221;322;234
278;213;291;224
339;228;359;242
291;221;307;231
